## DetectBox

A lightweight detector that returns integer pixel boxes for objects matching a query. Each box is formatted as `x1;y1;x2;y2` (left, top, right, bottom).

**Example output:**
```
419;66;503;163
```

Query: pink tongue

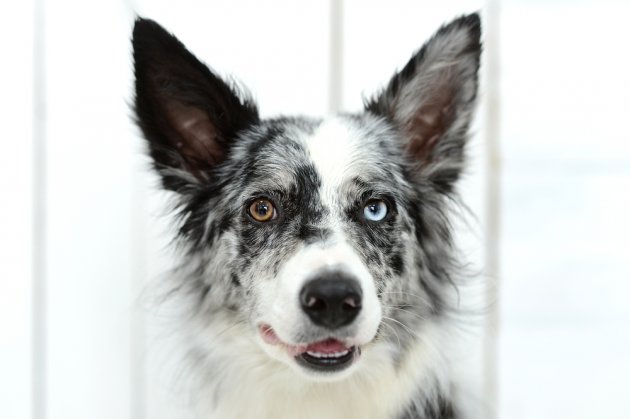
306;338;348;354
259;325;349;356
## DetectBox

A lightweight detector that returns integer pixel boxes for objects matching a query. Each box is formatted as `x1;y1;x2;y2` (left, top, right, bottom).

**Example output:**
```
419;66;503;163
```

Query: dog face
132;15;480;379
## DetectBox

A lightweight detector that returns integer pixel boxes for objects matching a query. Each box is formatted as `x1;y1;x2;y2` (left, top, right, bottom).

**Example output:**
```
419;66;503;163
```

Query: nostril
305;295;327;312
342;295;361;311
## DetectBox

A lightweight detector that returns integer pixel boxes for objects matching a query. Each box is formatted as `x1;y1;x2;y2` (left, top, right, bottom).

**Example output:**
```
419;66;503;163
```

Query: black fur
133;18;259;191
399;397;455;419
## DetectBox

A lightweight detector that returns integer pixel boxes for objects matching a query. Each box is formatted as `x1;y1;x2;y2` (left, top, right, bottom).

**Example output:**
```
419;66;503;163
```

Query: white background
1;0;629;418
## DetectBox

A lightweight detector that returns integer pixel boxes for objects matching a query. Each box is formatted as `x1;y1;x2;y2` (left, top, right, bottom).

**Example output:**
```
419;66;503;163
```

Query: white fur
192;313;454;419
305;117;360;199
257;239;382;377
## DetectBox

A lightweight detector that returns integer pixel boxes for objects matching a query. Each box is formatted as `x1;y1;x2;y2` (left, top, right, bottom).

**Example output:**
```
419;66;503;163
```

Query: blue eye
363;200;388;222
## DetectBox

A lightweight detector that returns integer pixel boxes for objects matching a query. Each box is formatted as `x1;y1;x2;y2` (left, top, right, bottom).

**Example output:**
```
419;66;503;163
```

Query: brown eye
248;198;276;222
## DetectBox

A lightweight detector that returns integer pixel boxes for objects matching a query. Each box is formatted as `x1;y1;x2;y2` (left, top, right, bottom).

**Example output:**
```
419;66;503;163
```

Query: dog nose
300;276;362;329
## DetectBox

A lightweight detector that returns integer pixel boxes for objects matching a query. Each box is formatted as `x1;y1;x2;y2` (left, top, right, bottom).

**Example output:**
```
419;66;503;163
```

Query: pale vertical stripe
328;0;344;113
129;39;148;419
129;171;148;416
130;180;147;419
482;1;502;417
0;0;36;417
33;0;47;416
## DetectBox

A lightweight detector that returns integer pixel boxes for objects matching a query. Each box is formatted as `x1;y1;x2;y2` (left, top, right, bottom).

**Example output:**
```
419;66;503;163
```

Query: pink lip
259;324;351;357
260;324;282;345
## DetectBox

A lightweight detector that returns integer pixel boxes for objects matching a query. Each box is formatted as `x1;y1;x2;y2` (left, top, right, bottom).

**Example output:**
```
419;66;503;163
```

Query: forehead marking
303;118;359;193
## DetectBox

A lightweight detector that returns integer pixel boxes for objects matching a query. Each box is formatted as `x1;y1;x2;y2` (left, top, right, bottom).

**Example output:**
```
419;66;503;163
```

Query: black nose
300;276;362;329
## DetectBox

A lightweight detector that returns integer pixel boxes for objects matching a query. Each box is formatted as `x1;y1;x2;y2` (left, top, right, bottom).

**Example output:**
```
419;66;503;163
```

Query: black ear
132;18;259;192
366;14;481;193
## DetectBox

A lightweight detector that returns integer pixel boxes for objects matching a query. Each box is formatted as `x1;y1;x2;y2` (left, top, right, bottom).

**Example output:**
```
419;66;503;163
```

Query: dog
132;12;481;419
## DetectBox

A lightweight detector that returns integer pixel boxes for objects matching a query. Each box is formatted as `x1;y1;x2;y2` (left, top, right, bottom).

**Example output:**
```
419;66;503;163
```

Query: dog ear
366;14;481;193
132;18;259;192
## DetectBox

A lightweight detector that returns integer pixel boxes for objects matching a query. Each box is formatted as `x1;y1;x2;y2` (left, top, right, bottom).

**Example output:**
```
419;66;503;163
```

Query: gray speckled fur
133;13;481;419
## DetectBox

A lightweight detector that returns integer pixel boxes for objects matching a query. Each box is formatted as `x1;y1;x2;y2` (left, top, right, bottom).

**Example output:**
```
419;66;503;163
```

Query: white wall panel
499;173;630;419
498;1;630;418
499;1;630;164
43;1;137;418
0;1;35;418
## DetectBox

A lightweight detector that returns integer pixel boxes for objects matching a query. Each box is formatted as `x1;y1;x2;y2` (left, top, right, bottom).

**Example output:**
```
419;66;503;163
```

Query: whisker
213;318;247;340
386;305;428;322
380;320;403;349
382;315;416;339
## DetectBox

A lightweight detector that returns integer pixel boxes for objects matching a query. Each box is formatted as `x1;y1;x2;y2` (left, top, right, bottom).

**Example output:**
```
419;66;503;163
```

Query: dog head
132;14;481;380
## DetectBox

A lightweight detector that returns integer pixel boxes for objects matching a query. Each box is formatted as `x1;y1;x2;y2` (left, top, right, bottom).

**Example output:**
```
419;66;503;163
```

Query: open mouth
260;325;360;373
295;338;359;372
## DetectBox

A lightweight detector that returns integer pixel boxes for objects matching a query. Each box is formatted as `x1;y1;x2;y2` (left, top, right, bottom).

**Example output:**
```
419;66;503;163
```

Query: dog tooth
307;351;323;358
306;349;350;359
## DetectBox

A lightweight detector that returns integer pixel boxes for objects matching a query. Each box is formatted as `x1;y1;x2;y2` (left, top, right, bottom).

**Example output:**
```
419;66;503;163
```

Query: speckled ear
132;18;259;192
366;14;481;193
